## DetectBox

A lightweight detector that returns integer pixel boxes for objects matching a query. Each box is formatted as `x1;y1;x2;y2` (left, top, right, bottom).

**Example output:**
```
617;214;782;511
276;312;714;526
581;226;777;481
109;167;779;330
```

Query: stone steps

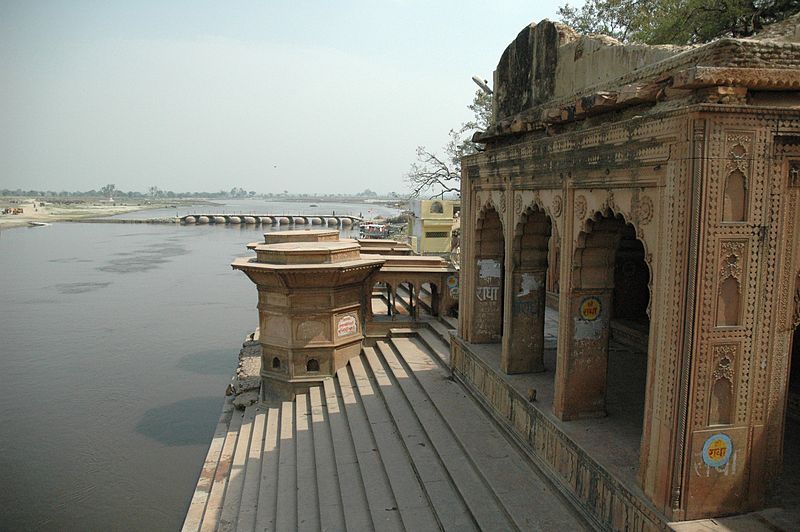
200;404;244;532
335;364;403;530
182;397;235;532
374;340;511;530
348;355;440;531
440;316;458;329
253;406;280;530
235;404;266;531
308;386;345;531
387;336;586;531
361;346;473;531
184;333;585;531
425;319;453;349
321;377;372;531
275;401;297;530
218;404;256;531
416;325;452;368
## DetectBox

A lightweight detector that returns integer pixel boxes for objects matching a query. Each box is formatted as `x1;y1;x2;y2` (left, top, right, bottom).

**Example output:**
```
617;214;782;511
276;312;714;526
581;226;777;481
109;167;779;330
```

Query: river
0;200;401;531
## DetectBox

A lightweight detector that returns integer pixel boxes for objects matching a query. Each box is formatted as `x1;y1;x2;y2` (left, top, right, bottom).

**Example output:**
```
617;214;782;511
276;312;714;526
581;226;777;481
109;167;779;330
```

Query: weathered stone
232;390;259;410
458;13;800;526
232;233;384;401
494;20;576;122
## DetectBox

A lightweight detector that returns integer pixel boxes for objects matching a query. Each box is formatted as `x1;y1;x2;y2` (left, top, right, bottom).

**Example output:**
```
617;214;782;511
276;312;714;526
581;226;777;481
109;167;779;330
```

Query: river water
0;200;400;531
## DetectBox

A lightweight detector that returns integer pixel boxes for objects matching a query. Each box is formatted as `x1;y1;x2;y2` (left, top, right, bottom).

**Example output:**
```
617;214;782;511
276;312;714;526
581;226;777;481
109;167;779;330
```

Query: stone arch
710;378;733;425
723;169;747;222
503;205;552;373
717;277;741;326
522;196;561;298
476;194;507;234
471;205;505;343
306;358;320;372
419;281;441;317
709;348;735;426
716;245;744;327
430;201;444;214
556;209;652;422
369;281;393;317
574;208;654;317
390;279;417;317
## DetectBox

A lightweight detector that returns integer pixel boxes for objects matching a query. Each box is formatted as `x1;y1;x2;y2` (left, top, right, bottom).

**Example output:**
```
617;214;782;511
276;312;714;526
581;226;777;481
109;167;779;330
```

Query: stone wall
451;337;668;531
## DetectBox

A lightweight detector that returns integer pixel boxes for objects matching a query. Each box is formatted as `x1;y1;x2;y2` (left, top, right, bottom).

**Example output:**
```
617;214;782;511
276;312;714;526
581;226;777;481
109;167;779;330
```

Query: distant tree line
0;185;403;201
558;0;800;45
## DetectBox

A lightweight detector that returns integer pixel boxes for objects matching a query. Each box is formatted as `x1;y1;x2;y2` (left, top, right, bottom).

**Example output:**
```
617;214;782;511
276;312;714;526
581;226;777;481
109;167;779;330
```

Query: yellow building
407;199;459;255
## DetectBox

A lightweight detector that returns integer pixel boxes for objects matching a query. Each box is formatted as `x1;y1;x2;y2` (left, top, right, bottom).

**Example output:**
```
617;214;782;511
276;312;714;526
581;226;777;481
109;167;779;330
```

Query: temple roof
480;16;800;141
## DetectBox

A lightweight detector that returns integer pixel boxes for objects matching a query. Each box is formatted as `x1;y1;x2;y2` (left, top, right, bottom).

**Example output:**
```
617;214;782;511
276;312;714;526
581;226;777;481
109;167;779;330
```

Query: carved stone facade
233;230;384;401
456;17;800;527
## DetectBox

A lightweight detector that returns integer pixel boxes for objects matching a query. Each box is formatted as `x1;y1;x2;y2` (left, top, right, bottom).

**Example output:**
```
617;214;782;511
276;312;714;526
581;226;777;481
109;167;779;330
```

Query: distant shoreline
0;198;213;231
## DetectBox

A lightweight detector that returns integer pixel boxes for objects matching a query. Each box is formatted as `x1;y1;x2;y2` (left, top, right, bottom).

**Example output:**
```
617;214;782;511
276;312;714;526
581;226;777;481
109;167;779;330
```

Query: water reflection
51;282;112;294
177;349;238;375
136;396;224;446
48;257;94;264
98;242;189;274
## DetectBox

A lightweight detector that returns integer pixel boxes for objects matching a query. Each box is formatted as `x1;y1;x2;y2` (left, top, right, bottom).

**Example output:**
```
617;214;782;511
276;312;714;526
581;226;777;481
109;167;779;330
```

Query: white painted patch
478;259;501;280
517;273;541;298
574;317;604;340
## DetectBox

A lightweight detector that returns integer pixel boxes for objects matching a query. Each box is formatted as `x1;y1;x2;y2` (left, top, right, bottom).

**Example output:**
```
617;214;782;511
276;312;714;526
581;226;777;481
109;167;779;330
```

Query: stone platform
181;322;587;531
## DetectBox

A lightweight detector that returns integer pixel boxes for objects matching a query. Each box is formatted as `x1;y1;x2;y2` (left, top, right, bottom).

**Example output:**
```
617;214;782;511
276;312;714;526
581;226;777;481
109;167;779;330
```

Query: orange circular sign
580;297;602;321
702;433;732;468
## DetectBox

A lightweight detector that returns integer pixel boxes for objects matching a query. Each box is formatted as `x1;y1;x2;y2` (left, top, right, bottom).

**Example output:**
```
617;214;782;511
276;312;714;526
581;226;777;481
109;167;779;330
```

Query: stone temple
184;15;800;532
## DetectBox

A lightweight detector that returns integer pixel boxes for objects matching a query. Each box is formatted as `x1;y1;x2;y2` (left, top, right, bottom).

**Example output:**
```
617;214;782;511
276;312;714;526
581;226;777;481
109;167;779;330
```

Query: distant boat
28;221;51;227
309;204;318;207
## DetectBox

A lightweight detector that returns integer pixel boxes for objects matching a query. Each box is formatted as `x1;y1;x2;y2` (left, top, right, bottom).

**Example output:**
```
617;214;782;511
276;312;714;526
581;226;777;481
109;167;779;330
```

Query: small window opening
272;357;281;369
306;359;320;372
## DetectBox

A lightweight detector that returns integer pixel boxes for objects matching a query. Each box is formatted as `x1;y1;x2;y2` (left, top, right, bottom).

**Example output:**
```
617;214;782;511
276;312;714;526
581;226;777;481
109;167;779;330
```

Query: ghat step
182;333;585;531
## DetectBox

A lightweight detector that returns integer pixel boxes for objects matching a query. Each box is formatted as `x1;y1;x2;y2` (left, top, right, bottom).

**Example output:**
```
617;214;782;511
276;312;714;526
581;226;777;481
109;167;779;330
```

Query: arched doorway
504;206;552;374
471;206;504;343
555;212;651;422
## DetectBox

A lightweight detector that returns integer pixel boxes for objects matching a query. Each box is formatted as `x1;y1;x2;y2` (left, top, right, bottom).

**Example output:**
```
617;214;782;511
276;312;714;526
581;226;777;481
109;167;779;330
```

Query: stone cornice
481;38;800;142
671;66;800;89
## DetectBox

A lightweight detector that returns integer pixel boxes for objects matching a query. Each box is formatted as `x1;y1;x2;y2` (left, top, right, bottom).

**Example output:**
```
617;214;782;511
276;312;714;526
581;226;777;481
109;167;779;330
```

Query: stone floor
182;321;588;531
462;306;649;489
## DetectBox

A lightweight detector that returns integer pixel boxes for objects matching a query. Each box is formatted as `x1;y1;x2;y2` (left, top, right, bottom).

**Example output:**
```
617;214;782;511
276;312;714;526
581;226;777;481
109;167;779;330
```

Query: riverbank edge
0;199;218;231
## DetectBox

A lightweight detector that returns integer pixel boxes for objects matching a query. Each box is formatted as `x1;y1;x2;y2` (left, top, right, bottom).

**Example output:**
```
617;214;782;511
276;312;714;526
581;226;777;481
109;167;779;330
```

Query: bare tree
99;183;116;199
406;90;492;198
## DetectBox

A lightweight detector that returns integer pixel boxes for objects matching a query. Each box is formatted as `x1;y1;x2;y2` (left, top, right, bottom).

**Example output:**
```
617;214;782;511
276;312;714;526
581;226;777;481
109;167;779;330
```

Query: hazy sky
1;1;576;194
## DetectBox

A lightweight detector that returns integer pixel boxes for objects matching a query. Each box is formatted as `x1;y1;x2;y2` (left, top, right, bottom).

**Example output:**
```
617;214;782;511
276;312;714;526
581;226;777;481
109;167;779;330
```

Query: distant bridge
179;214;362;227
